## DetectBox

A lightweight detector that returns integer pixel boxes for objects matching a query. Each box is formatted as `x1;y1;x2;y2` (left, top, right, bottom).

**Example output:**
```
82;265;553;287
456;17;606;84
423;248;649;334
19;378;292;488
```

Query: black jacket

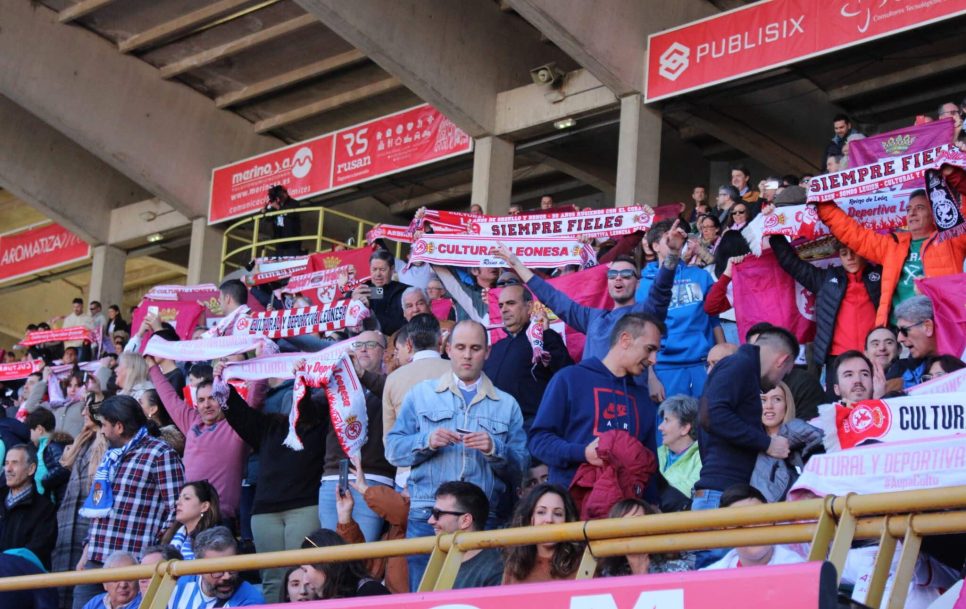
39;439;70;505
0;485;57;569
696;344;772;492
483;324;573;428
769;235;881;367
367;280;407;336
223;386;327;515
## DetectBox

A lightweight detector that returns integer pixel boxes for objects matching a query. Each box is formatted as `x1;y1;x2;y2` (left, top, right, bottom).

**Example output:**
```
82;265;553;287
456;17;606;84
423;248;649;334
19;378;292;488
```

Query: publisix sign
209;105;472;224
645;0;966;102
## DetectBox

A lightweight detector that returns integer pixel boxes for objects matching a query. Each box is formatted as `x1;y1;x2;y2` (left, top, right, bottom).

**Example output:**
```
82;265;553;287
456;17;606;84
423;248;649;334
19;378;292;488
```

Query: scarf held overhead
234;299;369;338
410;234;596;268
286;352;366;455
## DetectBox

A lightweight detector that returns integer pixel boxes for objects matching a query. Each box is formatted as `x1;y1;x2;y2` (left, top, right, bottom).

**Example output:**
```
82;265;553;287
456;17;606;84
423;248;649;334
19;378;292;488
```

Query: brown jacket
336;485;410;594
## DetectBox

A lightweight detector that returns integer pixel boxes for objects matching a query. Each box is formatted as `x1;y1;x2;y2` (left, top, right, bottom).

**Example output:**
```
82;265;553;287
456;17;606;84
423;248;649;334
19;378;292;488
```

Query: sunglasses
897;320;925;337
429;508;466;520
607;269;638;280
732;209;747;216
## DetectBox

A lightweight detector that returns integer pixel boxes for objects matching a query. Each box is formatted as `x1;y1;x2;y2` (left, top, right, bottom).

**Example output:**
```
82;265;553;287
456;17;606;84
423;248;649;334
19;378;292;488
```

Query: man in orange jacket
816;165;966;326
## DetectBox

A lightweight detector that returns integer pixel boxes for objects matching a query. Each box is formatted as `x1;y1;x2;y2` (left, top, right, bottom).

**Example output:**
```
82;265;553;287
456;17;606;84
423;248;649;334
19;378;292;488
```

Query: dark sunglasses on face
732;209;747;216
898;320;926;337
607;269;638;280
430;508;466;520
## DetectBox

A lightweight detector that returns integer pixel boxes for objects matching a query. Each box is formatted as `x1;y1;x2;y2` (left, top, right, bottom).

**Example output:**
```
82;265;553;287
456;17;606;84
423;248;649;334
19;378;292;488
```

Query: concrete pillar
471;136;514;215
187;217;223;285
89;245;127;309
615;94;662;206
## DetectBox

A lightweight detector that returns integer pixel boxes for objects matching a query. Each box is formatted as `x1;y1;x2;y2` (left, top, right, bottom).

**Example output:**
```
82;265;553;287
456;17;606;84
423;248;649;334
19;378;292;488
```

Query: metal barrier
2;486;965;609
220;205;403;280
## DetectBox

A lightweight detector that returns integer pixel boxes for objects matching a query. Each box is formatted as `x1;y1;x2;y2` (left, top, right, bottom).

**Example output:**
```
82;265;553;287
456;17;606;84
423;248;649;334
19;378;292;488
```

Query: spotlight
146;232;164;243
554;118;576;130
530;62;565;87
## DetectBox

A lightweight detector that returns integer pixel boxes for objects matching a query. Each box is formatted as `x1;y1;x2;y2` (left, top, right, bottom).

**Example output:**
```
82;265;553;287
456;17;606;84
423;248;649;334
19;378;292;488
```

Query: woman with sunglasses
54;402;107;608
726;203;755;231
503;483;583;584
299;529;389;599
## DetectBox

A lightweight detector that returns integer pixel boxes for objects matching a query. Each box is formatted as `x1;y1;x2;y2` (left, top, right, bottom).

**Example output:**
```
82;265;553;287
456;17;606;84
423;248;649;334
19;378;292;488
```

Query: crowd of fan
0;100;965;609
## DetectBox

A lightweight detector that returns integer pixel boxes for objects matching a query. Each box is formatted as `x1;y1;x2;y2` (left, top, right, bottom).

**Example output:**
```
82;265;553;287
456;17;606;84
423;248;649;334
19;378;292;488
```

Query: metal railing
2;486;965;609
220;206;403;280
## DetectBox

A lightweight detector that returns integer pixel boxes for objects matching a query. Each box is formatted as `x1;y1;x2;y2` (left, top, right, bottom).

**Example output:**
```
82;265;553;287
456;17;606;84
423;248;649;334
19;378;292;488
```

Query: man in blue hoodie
528;313;664;489
489;219;686;363
637;219;722;399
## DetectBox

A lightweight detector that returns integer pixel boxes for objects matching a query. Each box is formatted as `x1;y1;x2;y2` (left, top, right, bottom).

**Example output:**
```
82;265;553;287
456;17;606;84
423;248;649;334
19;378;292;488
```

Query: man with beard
167;526;264;607
831;351;881;404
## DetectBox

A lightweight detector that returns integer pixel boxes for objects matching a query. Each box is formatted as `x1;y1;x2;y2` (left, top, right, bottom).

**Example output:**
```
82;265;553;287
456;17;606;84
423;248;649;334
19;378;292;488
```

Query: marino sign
209;105;472;224
645;0;966;101
0;223;90;283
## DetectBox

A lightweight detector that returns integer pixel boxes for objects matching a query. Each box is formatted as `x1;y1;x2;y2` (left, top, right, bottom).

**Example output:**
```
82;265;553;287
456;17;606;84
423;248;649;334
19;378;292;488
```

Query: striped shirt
167;576;264;608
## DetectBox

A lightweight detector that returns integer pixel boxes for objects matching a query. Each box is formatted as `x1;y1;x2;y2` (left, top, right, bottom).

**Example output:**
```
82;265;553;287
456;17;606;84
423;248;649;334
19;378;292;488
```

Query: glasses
732;209;747;216
897;320;926;337
430;508;466;520
351;341;385;350
607;269;638;280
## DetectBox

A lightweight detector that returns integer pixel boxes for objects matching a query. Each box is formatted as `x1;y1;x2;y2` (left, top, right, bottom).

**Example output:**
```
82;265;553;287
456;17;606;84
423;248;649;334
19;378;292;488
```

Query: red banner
0;359;43;382
285;562;832;609
209;105;471;224
331;105;472;189
0;223;90;283
209;135;335;225
287;246;374;305
732;250;816;344
20;327;94;347
645;0;966;102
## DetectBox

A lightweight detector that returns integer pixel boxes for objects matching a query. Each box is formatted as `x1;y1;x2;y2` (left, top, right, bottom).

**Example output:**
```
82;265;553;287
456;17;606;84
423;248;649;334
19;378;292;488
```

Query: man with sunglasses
886;296;939;389
489;221;683;364
427;481;503;589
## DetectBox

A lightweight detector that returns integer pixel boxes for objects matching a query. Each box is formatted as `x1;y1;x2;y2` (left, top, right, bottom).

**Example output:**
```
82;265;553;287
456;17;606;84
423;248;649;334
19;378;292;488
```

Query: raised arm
147;361;192;433
768;235;826;295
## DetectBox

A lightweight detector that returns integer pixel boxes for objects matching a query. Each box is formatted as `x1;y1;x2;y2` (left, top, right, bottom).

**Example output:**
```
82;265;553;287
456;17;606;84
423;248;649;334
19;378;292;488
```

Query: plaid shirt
86;435;184;563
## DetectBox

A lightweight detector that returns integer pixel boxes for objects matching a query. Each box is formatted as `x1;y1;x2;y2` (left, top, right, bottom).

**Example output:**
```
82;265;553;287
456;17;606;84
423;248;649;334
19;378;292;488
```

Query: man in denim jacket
386;320;527;591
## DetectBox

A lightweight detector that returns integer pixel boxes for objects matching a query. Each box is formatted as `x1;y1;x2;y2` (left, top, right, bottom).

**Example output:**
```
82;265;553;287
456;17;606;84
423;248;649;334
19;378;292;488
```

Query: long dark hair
301;529;375;599
503;483;582;582
161;480;222;544
595;499;658;577
713;230;752;278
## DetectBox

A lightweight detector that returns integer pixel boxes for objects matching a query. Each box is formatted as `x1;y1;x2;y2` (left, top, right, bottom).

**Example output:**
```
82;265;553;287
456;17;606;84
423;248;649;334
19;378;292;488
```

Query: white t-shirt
702;544;805;570
841;544;959;609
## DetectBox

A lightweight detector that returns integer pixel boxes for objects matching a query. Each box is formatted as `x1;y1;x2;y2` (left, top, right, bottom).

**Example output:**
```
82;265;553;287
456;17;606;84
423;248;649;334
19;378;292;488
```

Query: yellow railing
220;206;403;280
2;486;965;609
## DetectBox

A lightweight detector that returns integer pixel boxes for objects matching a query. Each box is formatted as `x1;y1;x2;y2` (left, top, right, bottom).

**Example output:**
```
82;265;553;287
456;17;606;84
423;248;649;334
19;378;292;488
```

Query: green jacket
657;441;702;498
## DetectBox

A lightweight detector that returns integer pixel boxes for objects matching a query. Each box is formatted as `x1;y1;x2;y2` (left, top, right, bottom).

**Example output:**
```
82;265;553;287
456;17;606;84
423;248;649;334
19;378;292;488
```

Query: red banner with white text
0;223;90;283
646;0;966;101
209;105;472;224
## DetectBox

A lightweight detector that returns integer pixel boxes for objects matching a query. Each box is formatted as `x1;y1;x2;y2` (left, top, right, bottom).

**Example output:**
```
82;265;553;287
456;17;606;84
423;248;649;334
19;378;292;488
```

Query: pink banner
851;118;958;167
917;274;966;359
908;368;966;397
732;250;815;344
131;300;206;341
284;563;831;609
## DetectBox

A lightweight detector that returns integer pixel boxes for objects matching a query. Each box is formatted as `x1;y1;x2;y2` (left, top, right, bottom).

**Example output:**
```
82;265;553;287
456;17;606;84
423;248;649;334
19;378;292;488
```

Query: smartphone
147;305;159;317
338;458;350;498
370;286;385;300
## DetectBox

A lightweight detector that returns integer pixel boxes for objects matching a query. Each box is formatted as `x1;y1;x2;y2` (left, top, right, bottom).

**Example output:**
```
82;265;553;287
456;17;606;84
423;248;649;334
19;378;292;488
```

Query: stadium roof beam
0;1;281;220
504;0;716;96
295;0;569;137
0;95;151;245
